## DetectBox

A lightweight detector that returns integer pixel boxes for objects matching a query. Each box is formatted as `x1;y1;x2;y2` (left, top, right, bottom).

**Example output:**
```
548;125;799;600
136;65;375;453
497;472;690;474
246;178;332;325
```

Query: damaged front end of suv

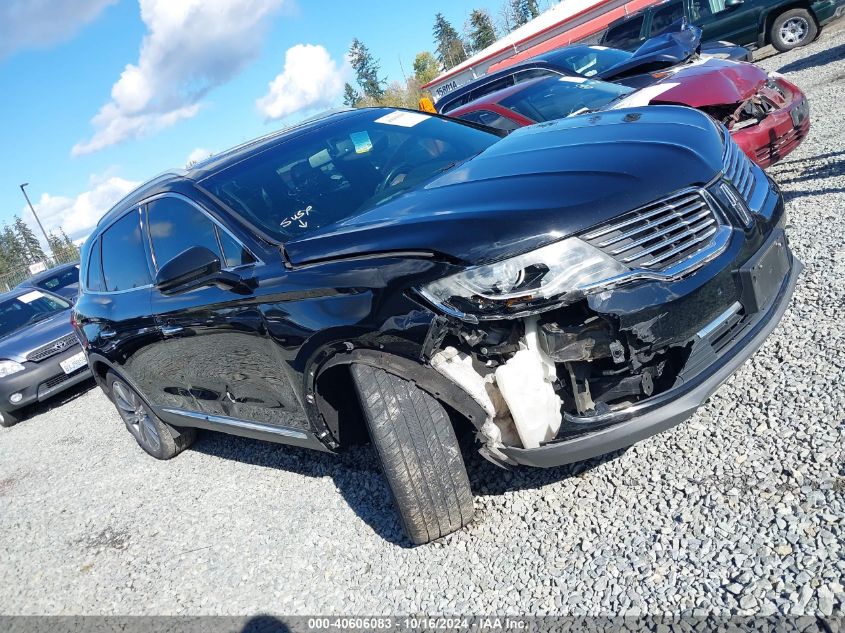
407;109;801;469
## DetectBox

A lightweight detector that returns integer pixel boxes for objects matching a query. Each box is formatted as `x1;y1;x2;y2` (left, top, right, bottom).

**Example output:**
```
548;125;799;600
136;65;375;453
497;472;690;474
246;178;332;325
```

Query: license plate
739;235;790;314
60;351;87;375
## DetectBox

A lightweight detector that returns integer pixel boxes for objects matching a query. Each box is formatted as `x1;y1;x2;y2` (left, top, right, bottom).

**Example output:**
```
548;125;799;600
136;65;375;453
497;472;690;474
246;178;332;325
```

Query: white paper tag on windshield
374;110;429;127
559;76;588;83
18;290;44;303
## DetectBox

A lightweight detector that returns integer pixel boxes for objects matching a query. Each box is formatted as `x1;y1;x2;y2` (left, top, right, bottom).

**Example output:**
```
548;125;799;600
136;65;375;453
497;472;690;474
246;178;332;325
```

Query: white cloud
73;0;287;155
24;174;141;242
186;147;214;167
0;0;114;59
257;44;347;120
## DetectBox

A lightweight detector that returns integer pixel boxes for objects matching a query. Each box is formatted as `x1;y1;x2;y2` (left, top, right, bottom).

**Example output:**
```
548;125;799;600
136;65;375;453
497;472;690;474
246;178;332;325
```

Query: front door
141;194;308;430
688;0;761;46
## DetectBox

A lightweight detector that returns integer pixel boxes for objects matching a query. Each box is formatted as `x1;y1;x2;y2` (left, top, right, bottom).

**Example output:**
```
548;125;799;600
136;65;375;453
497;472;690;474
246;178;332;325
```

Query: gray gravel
1;28;844;616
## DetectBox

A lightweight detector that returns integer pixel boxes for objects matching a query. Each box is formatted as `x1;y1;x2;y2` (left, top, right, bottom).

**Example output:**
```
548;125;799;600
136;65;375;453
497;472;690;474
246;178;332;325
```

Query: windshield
549;46;633;77
0;291;70;338
201;109;501;242
35;265;79;291
500;77;634;122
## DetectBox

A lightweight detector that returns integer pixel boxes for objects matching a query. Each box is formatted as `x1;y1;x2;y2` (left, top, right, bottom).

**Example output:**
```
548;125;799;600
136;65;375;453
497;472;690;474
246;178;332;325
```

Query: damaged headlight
419;237;629;320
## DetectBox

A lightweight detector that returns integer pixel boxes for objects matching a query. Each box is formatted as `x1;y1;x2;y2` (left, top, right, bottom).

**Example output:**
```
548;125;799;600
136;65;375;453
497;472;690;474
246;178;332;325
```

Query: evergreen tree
347;38;385;100
342;82;362;107
467;9;498;54
413;51;440;85
501;0;540;32
0;224;27;273
14;216;45;264
433;13;467;70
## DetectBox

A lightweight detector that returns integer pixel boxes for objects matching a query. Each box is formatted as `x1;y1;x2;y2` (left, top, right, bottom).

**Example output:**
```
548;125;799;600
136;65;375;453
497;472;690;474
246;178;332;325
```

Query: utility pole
19;183;53;258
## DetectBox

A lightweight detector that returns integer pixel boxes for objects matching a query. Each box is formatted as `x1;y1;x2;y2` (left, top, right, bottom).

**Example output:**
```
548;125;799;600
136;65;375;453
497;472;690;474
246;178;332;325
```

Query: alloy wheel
780;17;809;45
112;381;161;453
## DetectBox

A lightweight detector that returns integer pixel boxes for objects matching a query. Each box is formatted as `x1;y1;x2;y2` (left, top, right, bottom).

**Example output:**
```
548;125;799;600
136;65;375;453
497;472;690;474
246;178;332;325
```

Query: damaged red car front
646;59;810;168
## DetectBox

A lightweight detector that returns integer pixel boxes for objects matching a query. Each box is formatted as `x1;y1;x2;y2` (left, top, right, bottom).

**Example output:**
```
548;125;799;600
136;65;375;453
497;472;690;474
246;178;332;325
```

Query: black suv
74;107;800;544
601;0;845;53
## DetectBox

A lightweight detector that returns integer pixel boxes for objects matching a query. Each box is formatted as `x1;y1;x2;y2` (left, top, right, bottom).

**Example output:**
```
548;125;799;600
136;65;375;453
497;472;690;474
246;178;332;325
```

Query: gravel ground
1;29;844;617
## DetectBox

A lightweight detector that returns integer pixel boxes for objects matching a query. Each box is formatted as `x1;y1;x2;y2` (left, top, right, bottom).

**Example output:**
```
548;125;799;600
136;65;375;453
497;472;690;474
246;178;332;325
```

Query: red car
450;58;809;169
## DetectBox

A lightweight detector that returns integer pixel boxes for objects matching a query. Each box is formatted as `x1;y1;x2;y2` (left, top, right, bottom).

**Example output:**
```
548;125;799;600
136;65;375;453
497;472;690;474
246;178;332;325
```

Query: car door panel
142;195;309;429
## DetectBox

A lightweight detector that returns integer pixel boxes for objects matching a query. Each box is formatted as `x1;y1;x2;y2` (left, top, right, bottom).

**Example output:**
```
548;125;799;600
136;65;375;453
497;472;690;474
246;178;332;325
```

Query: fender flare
304;345;488;446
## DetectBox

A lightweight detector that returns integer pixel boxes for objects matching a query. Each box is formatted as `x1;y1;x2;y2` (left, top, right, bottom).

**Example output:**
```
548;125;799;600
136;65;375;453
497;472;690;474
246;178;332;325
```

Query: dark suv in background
602;0;845;52
74;107;799;544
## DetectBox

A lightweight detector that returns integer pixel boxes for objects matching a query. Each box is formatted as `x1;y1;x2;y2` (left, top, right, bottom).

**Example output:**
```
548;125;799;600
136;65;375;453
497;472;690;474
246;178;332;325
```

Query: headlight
419;237;629;320
0;360;25;378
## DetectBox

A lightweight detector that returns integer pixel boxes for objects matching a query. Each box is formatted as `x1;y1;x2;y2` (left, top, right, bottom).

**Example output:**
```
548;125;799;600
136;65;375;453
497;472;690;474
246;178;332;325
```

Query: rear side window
86;239;104;292
650;1;685;35
147;197;255;270
603;15;646;50
101;211;151;292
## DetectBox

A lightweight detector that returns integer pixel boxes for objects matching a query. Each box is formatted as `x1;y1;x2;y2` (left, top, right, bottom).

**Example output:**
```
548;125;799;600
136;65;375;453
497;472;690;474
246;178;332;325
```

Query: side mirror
156;246;222;294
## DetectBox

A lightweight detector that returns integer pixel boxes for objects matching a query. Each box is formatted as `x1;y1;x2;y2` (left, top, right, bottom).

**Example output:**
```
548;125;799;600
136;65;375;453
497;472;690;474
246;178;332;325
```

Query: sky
0;0;512;243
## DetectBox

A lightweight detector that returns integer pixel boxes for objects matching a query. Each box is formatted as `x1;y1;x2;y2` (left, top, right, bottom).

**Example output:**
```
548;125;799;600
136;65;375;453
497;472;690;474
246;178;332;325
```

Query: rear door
688;0;761;45
75;209;157;393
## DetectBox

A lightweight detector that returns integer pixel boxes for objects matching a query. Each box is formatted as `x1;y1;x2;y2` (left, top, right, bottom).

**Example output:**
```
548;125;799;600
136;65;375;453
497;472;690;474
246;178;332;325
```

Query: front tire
106;372;195;459
771;9;818;52
350;363;474;545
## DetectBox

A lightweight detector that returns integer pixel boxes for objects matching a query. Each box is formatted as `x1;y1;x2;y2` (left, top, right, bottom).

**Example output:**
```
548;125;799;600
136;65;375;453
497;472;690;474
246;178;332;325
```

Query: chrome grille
722;133;756;204
27;333;79;362
582;189;721;272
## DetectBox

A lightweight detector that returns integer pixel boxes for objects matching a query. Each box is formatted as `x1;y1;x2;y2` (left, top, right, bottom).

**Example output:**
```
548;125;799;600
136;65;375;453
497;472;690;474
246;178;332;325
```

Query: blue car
0;288;91;427
16;262;80;302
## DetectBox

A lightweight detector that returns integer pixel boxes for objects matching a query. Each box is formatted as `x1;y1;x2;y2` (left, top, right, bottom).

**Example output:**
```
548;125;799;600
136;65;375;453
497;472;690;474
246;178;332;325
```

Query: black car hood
0;308;74;363
599;26;702;81
284;105;724;267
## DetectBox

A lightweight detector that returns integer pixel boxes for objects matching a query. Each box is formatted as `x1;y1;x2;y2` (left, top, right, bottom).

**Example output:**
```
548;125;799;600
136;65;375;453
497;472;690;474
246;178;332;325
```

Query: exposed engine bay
424;300;693;464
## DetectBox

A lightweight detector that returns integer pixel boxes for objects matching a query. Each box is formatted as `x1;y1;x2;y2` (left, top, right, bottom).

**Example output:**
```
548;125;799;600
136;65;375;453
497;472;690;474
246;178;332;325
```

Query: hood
0;309;75;363
647;57;768;108
284;106;724;267
599;26;702;81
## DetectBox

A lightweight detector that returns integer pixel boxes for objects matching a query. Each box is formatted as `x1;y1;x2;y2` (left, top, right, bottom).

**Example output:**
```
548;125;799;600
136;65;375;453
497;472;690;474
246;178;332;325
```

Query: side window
514;69;558;83
147;197;254;270
603;15;646;50
218;230;256;268
650;1;685;35
470;75;515;102
101;211;152;292
690;0;727;20
86;238;104;292
458;110;521;131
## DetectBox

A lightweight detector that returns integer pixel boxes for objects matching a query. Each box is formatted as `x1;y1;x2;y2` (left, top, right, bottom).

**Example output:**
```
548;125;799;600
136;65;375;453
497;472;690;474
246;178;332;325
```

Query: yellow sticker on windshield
350;131;373;154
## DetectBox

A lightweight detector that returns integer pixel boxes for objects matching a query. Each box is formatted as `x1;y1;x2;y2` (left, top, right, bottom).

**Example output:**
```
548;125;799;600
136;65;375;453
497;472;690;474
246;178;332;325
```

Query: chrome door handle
100;329;117;339
160;324;184;337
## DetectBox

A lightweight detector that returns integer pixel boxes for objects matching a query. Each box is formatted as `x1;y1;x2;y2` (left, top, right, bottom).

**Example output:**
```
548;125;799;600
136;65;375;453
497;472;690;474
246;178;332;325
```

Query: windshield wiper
26;311;59;326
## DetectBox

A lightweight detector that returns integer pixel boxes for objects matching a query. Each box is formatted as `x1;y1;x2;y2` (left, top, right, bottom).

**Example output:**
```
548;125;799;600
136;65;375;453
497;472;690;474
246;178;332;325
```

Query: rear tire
770;9;818;52
350;363;474;545
0;409;21;428
106;371;195;460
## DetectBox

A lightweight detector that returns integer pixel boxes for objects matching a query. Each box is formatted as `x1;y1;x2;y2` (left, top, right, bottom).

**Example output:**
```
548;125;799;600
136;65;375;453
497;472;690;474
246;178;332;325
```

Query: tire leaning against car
770;8;819;52
0;409;20;428
105;371;195;460
350;363;474;545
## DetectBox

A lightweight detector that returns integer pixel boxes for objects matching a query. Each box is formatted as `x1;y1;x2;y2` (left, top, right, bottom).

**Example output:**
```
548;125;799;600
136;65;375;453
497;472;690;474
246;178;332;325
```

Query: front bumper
501;231;801;468
0;345;92;414
733;85;810;169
